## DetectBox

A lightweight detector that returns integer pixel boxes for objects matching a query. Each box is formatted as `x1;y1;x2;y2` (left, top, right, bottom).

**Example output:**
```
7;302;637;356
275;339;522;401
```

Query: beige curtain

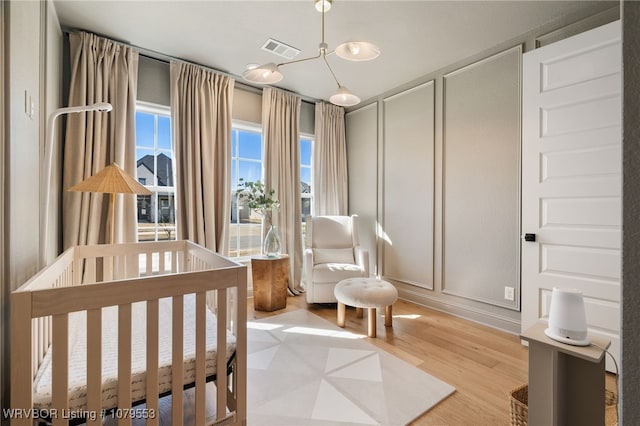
314;102;348;215
171;62;235;254
63;32;139;249
263;88;304;293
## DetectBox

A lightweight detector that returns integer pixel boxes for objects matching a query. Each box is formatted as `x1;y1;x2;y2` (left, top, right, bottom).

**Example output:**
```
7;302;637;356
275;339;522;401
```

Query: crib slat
52;313;69;426
216;289;228;421
159;251;166;274
118;304;132;426
103;255;112;281
195;292;207;425
145;252;153;276
172;295;184;425
86;308;102;425
146;299;160;426
171;250;178;273
86;257;97;284
32;319;38;373
11;292;33;426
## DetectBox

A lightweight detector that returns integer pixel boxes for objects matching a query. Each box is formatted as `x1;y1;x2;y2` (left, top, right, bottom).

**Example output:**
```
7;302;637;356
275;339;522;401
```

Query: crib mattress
32;294;236;412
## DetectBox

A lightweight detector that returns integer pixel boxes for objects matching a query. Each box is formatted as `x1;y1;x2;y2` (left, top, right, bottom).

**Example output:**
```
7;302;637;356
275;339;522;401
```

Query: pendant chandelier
242;0;380;107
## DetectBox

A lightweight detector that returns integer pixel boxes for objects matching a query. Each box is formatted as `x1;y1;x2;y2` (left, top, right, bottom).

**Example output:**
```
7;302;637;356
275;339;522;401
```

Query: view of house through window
135;103;176;242
300;135;313;240
230;125;263;258
229;124;314;259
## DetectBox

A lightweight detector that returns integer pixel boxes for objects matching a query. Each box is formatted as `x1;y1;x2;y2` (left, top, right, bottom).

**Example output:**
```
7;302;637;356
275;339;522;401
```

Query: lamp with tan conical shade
68;162;151;244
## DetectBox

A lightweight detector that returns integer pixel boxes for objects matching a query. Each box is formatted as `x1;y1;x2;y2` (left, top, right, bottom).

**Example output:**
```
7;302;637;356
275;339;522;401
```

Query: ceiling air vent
261;38;301;60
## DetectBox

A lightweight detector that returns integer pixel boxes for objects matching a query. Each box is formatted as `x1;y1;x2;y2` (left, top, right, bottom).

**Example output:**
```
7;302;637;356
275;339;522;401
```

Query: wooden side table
521;323;610;426
251;254;289;312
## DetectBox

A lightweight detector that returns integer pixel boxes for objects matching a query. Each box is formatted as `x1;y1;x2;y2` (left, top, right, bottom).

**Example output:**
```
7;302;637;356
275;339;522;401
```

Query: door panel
521;21;621;371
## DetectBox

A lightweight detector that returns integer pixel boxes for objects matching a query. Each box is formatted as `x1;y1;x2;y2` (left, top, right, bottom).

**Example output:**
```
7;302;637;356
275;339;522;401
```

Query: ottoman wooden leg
355;307;363;318
337;302;346;328
385;305;393;327
368;308;377;338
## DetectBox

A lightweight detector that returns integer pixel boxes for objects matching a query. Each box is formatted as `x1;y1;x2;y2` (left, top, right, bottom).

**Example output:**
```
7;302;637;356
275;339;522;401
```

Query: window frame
229;121;264;259
135;101;177;242
300;133;314;221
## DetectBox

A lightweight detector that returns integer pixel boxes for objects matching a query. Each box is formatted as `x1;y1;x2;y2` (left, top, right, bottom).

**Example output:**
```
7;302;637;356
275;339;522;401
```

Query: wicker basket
509;384;529;426
509;384;618;426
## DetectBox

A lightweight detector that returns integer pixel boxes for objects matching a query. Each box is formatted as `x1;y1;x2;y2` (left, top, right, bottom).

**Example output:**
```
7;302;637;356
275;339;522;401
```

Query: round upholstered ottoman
334;277;398;337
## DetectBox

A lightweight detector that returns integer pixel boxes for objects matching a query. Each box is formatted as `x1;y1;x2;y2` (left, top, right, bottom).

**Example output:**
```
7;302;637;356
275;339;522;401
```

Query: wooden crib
10;240;247;426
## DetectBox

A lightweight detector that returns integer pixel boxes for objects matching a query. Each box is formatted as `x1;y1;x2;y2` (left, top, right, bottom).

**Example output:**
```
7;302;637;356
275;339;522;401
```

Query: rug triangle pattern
247;309;455;425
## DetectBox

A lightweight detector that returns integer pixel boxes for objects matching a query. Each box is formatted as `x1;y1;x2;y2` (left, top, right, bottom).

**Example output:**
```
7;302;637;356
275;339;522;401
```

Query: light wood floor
250;295;529;425
250;295;618;425
109;294;617;425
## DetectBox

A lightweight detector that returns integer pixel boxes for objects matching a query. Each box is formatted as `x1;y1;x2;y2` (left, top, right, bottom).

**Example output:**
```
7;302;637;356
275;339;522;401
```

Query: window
135;102;176;242
300;136;313;239
229;124;263;258
228;125;315;259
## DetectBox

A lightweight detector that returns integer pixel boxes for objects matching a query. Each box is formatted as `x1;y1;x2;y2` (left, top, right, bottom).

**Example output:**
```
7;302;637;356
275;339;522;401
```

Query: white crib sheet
32;294;236;412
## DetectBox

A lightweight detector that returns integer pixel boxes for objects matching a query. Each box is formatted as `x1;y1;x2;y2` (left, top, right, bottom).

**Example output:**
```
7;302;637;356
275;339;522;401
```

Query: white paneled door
521;21;621;371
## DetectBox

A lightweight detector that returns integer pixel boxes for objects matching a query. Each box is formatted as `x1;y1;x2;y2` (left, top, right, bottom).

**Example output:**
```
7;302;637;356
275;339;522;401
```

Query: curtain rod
61;27;319;105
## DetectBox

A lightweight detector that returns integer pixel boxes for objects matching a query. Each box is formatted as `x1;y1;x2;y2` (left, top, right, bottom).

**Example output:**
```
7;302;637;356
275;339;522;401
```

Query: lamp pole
40;103;112;268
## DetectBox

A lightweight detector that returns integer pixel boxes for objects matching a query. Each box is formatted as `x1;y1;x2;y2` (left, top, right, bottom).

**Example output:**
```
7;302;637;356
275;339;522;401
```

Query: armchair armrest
303;248;314;285
354;246;370;278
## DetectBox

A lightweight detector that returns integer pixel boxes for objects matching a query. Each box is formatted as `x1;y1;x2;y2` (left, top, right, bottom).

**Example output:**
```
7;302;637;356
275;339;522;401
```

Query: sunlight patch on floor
283;326;366;340
392;314;421;319
247;321;284;331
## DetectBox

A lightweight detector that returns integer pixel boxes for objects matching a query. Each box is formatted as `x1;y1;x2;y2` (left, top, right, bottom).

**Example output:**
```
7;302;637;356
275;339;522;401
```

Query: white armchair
304;215;369;303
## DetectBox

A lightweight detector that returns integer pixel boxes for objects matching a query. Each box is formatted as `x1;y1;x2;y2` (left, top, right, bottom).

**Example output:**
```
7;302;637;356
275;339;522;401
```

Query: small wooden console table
521;323;610;426
251;254;289;312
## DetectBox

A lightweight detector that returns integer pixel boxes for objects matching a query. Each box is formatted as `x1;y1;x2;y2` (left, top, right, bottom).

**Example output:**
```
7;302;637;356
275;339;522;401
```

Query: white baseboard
397;284;521;335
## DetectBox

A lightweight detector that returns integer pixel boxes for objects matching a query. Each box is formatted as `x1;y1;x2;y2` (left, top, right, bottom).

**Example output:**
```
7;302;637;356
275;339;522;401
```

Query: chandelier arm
277;52;322;68
322;55;341;88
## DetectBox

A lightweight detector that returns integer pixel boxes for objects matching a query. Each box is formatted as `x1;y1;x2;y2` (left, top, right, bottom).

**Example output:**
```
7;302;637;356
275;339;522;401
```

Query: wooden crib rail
10;241;247;426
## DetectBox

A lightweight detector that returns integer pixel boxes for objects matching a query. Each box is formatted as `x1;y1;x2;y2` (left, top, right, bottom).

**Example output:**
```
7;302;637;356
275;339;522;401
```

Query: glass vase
263;224;282;258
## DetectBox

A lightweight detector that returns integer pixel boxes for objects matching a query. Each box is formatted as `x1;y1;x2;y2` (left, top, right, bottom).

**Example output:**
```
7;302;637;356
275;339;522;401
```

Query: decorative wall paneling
382;82;435;289
345;103;378;275
441;46;522;310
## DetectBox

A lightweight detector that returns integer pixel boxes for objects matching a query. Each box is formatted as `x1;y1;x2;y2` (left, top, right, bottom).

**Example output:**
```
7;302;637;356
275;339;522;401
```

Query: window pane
231;161;238;190
158;116;171;150
232;132;238;156
136;112;155;148
156;153;173;187
301;197;311;218
229;222;262;257
238;131;262;160
238;160;262;184
300;139;312;165
136;149;155;184
301;167;311;192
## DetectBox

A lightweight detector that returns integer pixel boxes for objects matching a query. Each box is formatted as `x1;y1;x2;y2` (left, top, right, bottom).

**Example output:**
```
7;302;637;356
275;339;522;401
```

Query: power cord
590;342;619;424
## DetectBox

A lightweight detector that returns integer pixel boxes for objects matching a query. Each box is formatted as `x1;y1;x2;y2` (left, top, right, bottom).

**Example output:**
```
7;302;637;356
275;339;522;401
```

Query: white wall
1;0;62;412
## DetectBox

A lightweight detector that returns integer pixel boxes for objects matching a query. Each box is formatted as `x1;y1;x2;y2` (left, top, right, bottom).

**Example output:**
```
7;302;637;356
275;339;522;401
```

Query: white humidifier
544;287;590;346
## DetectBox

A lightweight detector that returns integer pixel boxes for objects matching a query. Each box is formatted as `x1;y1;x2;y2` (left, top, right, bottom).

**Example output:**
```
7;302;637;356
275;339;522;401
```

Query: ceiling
52;1;616;106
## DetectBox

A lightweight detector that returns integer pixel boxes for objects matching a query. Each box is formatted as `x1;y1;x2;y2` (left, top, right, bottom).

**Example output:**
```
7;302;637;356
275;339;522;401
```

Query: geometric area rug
247;310;455;425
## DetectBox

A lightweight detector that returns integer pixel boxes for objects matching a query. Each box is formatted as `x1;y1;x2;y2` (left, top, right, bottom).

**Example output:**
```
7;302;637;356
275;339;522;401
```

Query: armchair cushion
312;263;364;284
313;248;355;265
